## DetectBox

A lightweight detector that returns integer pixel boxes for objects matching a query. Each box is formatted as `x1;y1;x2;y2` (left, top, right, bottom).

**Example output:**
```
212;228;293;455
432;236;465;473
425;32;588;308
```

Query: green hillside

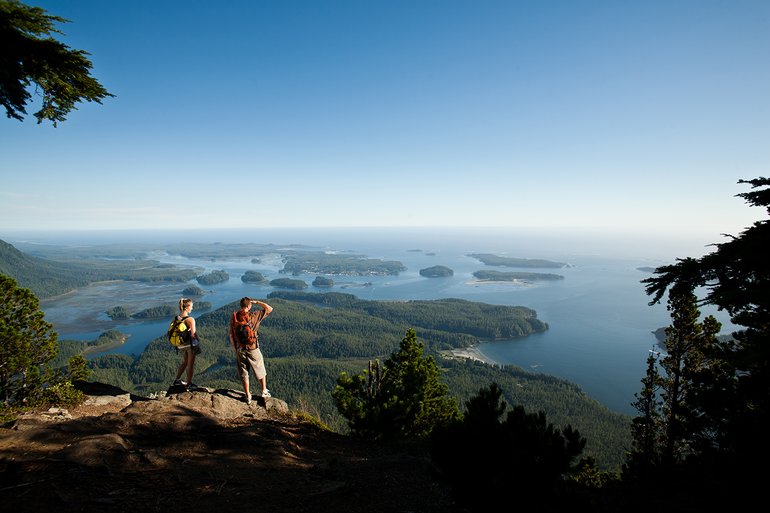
0;239;200;299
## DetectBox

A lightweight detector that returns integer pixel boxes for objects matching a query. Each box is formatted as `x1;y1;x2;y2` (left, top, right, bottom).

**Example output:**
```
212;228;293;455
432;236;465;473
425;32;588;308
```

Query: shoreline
444;345;498;366
82;333;131;357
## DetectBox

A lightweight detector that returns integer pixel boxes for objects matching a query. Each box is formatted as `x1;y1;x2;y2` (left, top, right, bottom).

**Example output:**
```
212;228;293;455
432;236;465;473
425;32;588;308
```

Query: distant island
270;277;308;290
472;270;564;283
182;285;206;296
107;302;214;320
339;282;373;289
419;265;454;277
312;276;334;288
241;270;268;283
637;267;656;273
105;305;131;320
280;251;407;276
197;269;229;285
130;305;177;319
468;253;568;268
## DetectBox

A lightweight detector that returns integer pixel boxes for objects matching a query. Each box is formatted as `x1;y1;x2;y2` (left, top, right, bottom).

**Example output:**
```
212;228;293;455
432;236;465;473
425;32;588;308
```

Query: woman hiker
173;298;200;390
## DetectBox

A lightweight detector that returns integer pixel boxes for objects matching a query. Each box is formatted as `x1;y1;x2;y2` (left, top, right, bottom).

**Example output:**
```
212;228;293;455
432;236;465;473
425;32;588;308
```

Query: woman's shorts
178;346;197;357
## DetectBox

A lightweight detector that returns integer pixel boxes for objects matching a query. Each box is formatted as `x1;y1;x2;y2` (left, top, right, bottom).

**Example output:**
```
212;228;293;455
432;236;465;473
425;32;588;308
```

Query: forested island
131;302;212;318
469;253;569;268
241;270;268;283
472;270;565;282
182;285;206;296
280;252;407;276
105;306;130;320
312;276;334;287
129;304;177;319
197;270;229;285
270;278;308;290
107;302;213;320
420;265;454;277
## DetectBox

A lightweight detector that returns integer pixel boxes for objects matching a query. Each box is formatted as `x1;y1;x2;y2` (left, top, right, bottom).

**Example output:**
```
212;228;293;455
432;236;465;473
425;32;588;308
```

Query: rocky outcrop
0;382;458;513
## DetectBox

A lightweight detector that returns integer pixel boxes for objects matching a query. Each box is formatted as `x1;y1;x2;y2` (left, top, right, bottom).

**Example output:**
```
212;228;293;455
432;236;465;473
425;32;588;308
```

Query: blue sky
1;0;768;243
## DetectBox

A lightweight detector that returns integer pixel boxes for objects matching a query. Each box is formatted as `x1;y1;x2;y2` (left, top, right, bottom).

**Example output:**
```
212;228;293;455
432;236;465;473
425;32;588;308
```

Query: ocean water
21;227;734;416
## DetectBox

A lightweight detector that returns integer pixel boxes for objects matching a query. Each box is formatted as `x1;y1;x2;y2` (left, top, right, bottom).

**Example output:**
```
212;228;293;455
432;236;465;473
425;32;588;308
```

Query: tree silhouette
625;348;663;479
0;0;113;125
639;177;770;507
625;283;721;489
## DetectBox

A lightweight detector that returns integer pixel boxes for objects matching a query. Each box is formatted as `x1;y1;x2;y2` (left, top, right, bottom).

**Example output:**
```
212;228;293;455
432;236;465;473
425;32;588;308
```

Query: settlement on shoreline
444;345;498;366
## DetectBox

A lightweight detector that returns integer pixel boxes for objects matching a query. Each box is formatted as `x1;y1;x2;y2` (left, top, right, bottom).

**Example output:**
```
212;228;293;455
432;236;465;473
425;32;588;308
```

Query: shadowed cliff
0;382;461;513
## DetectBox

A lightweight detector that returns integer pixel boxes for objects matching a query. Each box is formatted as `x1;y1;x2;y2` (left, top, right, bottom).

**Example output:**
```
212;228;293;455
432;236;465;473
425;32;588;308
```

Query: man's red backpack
232;312;257;348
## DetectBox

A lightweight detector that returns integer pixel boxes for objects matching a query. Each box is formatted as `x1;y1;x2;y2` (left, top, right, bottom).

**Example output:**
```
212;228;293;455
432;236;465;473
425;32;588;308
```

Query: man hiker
229;297;273;404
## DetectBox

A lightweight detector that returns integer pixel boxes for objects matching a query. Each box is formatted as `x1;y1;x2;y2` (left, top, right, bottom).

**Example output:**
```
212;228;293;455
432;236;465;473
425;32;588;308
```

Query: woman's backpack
167;316;191;347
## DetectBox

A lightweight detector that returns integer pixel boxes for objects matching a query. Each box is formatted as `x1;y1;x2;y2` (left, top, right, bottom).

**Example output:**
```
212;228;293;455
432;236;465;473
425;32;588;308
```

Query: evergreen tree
67;354;90;382
0;0;114;125
657;283;721;467
332;328;460;441
0;273;58;404
641;177;770;506
625;348;663;478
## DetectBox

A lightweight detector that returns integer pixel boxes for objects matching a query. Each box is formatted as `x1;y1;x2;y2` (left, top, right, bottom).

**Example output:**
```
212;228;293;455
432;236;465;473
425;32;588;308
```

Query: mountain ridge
0;239;85;298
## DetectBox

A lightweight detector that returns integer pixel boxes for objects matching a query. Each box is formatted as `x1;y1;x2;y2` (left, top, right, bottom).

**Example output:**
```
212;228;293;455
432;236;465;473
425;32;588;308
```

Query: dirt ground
0;386;463;513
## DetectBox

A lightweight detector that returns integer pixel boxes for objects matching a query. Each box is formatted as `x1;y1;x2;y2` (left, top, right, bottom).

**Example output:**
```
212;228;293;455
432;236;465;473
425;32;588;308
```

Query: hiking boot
173;379;186;386
261;389;271;398
244;392;252;405
186;382;198;390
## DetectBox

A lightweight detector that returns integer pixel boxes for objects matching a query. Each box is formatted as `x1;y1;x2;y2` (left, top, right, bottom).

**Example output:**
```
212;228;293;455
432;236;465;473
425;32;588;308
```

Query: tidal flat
42;280;190;334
